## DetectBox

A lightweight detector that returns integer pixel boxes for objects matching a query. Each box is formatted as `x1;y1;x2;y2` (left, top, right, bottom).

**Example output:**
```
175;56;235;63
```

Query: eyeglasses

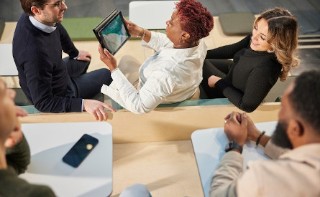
45;0;66;8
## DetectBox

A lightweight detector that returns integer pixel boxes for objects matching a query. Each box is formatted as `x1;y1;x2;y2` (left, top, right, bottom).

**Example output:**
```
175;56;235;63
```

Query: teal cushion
13;88;32;106
19;105;40;114
19;98;231;114
108;98;231;111
158;98;230;108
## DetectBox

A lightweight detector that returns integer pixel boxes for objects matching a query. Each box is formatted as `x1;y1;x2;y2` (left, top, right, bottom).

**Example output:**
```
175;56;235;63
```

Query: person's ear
31;6;41;16
287;119;304;141
180;32;190;43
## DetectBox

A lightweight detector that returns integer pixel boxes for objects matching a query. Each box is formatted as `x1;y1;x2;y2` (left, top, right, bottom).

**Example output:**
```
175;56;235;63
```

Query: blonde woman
201;7;299;112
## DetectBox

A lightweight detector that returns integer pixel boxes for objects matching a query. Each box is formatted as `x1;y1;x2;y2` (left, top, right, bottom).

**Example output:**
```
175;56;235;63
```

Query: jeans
63;57;112;100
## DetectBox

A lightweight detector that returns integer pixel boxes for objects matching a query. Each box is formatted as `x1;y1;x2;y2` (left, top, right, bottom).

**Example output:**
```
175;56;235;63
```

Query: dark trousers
63;57;112;100
200;59;233;99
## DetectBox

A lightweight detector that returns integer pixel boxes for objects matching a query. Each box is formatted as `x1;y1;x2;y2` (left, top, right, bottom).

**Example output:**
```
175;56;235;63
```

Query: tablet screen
99;14;130;54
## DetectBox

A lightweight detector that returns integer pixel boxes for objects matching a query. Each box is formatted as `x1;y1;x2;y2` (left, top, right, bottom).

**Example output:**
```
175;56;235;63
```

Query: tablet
93;10;131;55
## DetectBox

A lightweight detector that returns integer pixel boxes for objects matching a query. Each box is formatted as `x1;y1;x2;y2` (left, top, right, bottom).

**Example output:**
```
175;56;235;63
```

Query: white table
0;43;18;76
129;1;178;29
191;121;277;197
20;122;113;197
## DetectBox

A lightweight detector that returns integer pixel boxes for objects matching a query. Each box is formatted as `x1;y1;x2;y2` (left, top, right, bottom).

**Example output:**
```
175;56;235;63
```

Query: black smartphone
62;134;99;168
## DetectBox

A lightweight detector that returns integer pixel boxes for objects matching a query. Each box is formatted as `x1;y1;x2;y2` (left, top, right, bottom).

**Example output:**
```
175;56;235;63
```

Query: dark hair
288;70;320;133
20;0;48;16
175;0;214;43
255;7;299;81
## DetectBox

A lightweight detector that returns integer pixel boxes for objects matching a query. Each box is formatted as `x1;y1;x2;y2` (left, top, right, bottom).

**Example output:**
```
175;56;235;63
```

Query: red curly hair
176;0;214;43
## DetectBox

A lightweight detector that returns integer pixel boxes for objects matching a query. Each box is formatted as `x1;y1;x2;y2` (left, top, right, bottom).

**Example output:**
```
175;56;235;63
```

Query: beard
271;121;293;149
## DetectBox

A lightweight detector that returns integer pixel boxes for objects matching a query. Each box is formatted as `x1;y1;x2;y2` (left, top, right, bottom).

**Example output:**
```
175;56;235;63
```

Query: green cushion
0;18;5;40
61;17;103;41
219;12;255;35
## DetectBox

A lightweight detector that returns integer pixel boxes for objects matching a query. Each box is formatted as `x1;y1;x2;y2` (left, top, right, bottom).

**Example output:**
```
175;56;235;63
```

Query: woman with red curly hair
99;0;213;114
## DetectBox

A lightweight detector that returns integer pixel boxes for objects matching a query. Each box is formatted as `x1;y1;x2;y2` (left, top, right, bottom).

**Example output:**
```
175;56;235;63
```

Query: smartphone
62;134;99;168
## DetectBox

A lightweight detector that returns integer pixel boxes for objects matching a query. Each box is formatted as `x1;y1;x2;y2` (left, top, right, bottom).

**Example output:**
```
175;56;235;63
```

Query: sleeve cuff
215;79;229;90
81;99;84;111
264;140;289;159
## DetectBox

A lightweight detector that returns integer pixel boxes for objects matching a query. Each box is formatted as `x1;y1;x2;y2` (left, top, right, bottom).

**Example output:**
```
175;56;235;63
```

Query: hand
224;112;248;146
208;75;221;88
4;123;23;148
224;111;241;123
83;99;115;121
245;115;262;142
76;50;92;62
15;106;28;117
125;19;144;37
98;45;117;71
4;107;26;148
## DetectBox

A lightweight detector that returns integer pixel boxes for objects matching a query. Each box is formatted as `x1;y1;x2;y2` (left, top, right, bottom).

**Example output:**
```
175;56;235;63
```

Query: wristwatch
225;141;243;153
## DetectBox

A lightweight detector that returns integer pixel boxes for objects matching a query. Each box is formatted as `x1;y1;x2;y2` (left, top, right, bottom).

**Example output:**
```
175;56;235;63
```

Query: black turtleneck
203;35;282;112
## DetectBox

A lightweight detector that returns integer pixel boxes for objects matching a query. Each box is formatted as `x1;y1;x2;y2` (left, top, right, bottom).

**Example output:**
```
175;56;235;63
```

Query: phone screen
62;134;99;168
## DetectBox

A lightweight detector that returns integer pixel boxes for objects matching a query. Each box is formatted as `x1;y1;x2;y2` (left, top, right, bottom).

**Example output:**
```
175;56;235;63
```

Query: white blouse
101;32;207;114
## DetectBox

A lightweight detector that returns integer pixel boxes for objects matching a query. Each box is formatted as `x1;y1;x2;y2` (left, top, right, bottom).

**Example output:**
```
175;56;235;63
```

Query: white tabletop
191;121;277;197
20;122;113;197
0;43;18;76
129;1;178;29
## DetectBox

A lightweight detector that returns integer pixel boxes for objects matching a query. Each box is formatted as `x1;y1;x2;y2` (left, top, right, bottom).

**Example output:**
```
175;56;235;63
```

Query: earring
179;37;185;44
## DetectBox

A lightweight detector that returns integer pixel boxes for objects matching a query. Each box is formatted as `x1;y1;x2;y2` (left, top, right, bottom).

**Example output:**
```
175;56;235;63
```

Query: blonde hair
255;7;299;81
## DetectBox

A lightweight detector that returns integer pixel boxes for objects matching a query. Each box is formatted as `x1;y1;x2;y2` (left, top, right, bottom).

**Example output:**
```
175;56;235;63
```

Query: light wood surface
19;103;280;196
112;140;202;197
20;103;280;143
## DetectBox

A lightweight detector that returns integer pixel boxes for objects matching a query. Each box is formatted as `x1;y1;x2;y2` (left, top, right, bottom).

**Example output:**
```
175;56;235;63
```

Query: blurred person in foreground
0;79;55;196
211;70;320;196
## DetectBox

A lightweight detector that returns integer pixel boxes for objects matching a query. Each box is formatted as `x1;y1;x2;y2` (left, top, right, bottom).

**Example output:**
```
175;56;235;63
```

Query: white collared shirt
29;16;56;33
101;32;207;114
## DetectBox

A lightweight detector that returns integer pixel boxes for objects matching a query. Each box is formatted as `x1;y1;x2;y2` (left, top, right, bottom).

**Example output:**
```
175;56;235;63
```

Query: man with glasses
13;0;114;121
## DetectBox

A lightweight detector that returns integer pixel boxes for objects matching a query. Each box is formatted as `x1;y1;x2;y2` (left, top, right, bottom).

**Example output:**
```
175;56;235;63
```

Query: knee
100;68;111;75
118;55;141;71
119;184;151;197
119;55;137;65
96;68;112;85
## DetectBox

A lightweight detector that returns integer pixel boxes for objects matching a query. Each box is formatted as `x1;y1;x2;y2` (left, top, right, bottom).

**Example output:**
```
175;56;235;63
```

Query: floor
1;0;320;34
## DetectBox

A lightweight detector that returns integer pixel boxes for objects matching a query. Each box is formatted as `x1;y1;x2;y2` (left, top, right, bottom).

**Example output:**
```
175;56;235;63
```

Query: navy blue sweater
13;14;82;112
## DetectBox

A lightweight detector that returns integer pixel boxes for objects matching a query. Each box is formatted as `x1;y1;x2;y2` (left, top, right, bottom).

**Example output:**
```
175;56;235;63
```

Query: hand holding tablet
93;9;131;55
